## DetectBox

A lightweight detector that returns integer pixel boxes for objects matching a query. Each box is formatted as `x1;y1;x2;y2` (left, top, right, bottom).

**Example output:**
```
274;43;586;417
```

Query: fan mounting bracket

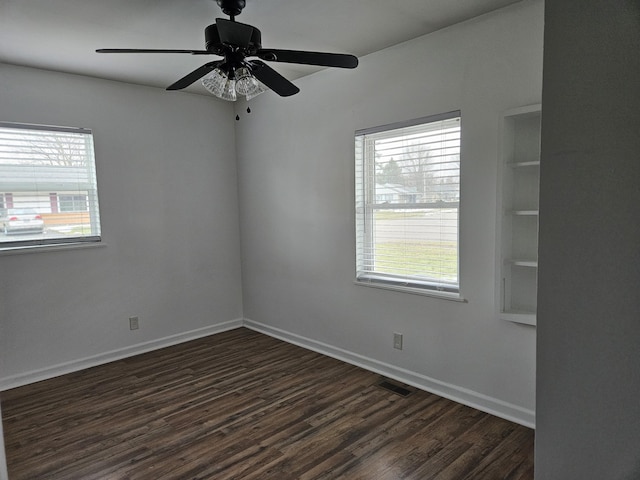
216;0;246;18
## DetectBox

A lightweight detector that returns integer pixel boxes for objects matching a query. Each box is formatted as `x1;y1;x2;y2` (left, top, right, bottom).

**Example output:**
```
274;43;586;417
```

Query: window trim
0;240;106;257
355;111;462;137
353;278;467;302
0;121;102;252
355;111;463;299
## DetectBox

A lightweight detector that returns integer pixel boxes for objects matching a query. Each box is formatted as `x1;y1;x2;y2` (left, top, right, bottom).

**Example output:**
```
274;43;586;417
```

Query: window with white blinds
0;122;101;250
355;111;461;296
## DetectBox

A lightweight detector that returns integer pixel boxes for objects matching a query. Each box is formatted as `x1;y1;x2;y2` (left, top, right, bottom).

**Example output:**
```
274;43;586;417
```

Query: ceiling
0;0;522;96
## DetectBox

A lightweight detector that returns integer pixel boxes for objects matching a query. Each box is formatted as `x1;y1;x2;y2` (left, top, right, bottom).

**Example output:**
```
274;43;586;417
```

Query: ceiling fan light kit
200;64;268;101
96;0;358;100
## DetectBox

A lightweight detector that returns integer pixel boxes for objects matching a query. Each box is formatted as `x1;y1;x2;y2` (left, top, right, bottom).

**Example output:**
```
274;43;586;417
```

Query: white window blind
355;111;461;295
0;122;102;250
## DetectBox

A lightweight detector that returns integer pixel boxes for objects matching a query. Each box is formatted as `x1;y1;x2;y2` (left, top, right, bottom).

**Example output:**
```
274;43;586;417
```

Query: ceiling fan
96;0;358;101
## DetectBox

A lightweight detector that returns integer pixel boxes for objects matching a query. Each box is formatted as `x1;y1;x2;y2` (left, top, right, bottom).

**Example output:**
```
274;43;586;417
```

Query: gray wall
0;64;243;384
235;0;543;425
536;1;640;479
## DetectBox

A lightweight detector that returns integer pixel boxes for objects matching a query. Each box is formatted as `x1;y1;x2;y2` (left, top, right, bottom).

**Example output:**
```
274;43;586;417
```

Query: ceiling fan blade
257;49;358;69
96;48;212;55
249;60;299;97
166;61;223;90
216;18;254;48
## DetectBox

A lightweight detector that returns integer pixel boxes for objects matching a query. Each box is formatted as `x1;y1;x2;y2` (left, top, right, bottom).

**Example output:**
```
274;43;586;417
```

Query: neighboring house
375;181;458;204
375;183;418;204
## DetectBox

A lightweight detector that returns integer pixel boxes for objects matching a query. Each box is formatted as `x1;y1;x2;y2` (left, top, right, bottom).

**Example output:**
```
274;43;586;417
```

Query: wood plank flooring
1;328;534;479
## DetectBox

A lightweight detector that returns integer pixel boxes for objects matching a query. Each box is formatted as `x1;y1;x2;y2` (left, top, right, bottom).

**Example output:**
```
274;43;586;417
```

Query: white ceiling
0;0;522;96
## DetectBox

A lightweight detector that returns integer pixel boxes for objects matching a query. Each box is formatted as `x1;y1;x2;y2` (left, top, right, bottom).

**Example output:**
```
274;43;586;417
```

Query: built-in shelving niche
497;105;541;326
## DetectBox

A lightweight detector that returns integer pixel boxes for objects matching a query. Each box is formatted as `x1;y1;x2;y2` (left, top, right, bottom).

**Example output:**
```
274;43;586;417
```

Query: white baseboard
244;318;535;428
0;318;243;392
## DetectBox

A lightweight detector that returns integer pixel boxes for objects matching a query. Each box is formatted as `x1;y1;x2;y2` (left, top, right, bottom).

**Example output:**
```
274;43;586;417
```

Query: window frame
0;122;102;252
354;111;463;300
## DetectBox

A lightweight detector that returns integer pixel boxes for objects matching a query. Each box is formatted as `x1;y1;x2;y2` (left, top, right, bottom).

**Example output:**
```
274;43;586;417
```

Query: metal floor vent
378;379;413;397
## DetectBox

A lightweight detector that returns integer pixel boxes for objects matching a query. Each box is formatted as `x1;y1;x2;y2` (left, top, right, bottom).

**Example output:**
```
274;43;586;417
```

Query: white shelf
509;260;538;268
510;210;539;216
509;160;540;168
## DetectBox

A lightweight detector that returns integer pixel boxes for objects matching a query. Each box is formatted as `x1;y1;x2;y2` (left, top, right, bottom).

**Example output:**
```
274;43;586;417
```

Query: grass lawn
374;210;426;220
374;241;457;280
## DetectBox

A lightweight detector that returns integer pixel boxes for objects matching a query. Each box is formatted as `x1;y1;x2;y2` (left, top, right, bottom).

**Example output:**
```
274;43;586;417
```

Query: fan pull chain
235;107;252;121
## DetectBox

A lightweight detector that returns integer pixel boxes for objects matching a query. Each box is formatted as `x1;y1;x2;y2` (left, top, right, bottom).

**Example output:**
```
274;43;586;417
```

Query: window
0;122;101;250
355;111;461;296
59;194;89;212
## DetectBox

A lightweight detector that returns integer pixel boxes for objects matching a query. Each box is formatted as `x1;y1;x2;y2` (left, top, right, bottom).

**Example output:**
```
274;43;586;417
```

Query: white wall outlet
129;316;139;330
393;332;403;350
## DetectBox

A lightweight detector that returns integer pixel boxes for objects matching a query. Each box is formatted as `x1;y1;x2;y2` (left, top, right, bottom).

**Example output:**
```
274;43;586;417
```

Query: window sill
354;279;467;302
0;241;106;256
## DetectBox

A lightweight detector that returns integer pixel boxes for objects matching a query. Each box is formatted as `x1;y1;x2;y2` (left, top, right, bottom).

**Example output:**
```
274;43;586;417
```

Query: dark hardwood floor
1;328;534;479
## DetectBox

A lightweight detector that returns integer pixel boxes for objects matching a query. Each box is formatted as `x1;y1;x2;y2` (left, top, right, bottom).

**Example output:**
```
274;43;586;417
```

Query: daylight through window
0;122;101;250
355;111;461;296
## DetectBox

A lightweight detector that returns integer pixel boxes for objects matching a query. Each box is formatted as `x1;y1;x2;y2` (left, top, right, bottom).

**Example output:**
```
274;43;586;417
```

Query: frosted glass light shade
245;82;268;100
220;78;237;101
201;68;228;97
235;67;261;96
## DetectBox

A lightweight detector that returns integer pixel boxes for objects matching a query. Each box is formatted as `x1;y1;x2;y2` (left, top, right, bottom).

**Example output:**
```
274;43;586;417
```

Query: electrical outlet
129;316;139;330
393;332;403;350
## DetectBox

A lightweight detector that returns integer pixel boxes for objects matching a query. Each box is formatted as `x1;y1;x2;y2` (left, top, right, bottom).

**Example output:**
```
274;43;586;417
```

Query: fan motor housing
205;23;262;54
